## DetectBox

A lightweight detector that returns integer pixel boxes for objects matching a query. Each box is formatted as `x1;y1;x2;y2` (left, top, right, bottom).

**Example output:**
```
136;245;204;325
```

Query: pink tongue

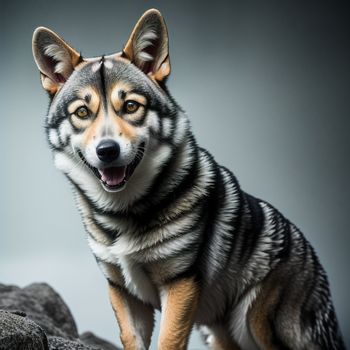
98;167;126;186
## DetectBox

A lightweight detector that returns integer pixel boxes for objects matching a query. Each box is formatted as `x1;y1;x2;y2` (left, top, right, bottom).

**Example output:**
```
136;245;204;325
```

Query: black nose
96;140;120;163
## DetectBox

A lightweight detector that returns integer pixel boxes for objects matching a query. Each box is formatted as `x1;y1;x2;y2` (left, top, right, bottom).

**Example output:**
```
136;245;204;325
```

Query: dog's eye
124;100;140;114
75;106;89;118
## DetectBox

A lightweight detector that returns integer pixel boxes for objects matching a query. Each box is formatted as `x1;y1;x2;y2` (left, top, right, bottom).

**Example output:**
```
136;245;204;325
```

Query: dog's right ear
32;27;82;95
122;9;170;82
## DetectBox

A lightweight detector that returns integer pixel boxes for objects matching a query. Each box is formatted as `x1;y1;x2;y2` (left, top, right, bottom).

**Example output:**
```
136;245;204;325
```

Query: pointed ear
32;27;82;94
123;9;170;82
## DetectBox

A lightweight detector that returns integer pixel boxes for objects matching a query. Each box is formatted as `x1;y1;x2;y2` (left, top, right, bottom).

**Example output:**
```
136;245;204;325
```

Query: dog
32;9;345;350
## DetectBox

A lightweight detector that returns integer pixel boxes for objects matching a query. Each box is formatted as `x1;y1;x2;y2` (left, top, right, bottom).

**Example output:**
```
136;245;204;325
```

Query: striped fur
33;9;345;350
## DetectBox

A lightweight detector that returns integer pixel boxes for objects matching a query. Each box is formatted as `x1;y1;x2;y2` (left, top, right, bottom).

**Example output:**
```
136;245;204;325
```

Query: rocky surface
0;283;121;350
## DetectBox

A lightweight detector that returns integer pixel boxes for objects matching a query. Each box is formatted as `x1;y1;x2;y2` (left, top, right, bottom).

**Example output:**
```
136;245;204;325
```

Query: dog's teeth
98;169;106;182
99;170;111;183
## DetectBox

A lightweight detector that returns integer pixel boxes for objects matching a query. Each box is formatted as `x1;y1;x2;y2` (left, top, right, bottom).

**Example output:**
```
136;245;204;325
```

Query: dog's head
33;10;185;200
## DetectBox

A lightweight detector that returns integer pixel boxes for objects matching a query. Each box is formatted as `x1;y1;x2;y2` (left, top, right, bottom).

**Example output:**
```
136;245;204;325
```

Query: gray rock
0;283;121;350
0;283;78;339
0;310;48;350
48;336;100;350
80;332;120;350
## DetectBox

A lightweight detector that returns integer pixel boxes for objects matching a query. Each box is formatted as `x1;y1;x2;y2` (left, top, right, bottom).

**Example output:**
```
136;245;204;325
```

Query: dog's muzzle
78;142;145;192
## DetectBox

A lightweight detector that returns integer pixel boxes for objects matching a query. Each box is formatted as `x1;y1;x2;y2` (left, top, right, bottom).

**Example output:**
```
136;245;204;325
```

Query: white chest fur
88;237;160;308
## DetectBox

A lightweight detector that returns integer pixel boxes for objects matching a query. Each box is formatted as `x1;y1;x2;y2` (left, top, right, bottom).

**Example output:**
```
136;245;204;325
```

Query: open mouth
78;142;145;192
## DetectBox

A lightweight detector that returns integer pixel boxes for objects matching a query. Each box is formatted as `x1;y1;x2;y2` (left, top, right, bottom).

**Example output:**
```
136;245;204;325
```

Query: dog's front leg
109;283;154;350
158;277;200;350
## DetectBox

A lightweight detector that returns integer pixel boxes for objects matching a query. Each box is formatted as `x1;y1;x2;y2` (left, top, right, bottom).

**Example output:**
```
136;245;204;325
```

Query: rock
48;336;100;350
0;283;121;350
0;310;48;350
80;332;120;350
0;283;78;339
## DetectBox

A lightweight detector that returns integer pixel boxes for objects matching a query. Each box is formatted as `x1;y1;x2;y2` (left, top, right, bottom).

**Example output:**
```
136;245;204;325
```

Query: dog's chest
117;254;161;308
76;192;190;308
88;235;161;308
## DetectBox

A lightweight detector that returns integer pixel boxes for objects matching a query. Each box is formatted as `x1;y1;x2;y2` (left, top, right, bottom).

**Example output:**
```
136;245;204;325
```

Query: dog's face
33;10;177;195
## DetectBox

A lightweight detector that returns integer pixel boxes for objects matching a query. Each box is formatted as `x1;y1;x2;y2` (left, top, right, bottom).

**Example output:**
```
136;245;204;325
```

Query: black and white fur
32;9;345;350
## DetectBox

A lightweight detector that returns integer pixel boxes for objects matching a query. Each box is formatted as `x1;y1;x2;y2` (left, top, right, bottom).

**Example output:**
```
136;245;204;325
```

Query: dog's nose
96;140;120;163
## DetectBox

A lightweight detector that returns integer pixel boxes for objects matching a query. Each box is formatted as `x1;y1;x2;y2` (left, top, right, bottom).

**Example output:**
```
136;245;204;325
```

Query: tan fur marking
41;74;58;94
111;97;124;112
158;277;199;350
211;328;241;350
107;106;137;141
247;272;282;350
68;100;85;114
212;338;241;350
74;60;90;71
70;47;81;67
108;285;138;350
68;87;100;130
110;82;133;111
78;87;100;114
70;114;92;130
110;83;147;126
115;115;137;140
82;109;104;145
127;93;147;106
149;56;171;82
40;60;88;95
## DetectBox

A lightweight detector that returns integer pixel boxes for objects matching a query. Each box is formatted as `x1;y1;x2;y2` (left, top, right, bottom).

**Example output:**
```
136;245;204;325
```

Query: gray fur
33;12;345;350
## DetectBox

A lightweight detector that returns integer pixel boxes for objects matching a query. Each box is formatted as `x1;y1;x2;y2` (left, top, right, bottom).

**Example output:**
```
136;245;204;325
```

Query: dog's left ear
32;27;82;94
123;9;170;82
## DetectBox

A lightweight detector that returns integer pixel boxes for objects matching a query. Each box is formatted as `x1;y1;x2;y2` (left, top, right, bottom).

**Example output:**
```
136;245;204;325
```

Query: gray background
0;0;349;348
